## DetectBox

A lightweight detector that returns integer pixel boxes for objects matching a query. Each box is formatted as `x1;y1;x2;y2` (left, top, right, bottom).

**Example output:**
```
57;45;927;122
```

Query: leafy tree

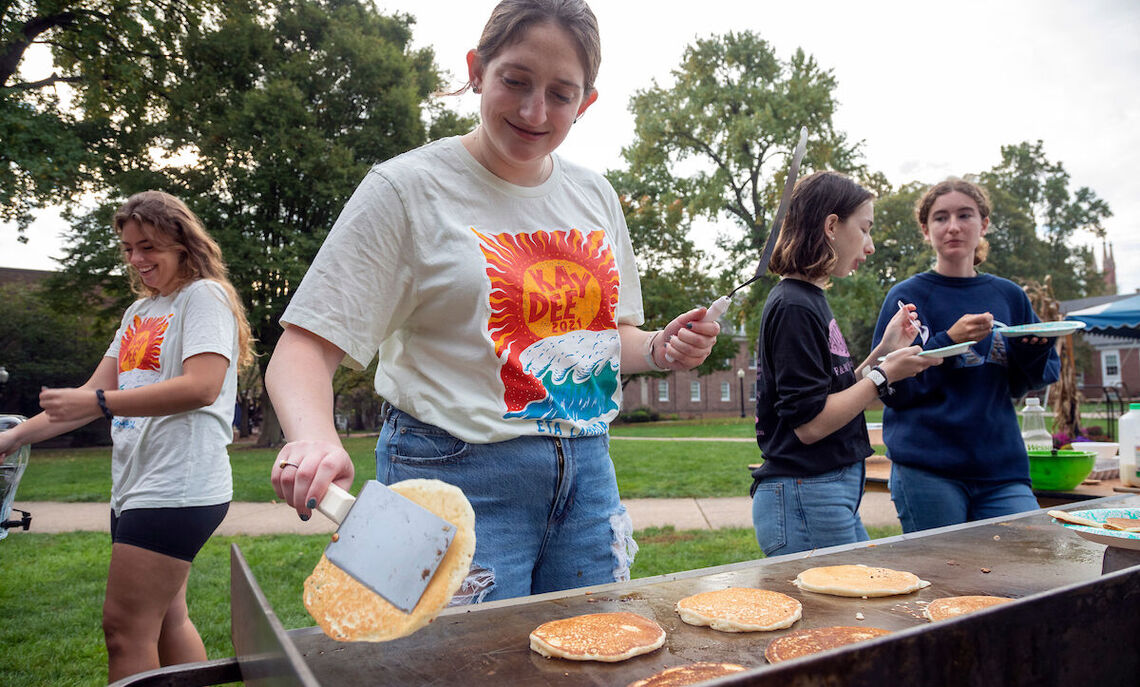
979;141;1112;300
619;30;865;346
1;0;220;232
864;181;932;291
0;282;110;444
622;32;861;269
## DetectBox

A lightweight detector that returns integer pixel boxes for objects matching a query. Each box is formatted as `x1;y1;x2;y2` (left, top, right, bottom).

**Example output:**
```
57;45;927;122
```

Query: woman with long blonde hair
0;190;253;681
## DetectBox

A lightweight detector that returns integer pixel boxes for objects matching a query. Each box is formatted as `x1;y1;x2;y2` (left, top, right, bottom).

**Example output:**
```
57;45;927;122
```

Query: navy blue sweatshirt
871;272;1060;482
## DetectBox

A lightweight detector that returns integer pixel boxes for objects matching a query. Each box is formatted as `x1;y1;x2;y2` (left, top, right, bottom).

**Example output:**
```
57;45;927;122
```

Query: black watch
867;365;893;398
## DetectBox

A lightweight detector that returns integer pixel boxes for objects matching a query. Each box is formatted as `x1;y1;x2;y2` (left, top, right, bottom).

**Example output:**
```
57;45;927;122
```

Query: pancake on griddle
764;626;891;663
530;612;666;662
793;564;929;597
303;479;475;642
925;595;1012;621
627;662;747;686
675;587;801;632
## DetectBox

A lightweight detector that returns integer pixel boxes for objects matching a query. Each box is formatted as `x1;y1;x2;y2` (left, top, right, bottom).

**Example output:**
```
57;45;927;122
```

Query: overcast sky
4;0;1138;296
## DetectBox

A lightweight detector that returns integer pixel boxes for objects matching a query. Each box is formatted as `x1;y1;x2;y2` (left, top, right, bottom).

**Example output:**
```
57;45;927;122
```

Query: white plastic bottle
1118;402;1140;488
1019;397;1052;453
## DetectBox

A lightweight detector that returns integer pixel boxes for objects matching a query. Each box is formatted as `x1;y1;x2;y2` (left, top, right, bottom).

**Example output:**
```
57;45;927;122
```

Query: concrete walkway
11;492;900;536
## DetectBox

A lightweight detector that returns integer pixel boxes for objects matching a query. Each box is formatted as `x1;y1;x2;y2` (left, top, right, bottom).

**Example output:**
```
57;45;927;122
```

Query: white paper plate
1052;507;1140;551
998;321;1086;338
918;341;977;358
877;341;976;363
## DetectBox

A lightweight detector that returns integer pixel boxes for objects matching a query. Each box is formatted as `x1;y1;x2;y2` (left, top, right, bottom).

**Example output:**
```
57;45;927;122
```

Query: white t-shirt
105;279;238;514
282;136;645;443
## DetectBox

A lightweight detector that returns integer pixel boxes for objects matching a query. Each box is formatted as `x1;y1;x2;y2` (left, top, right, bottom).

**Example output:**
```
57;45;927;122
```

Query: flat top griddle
234;494;1140;687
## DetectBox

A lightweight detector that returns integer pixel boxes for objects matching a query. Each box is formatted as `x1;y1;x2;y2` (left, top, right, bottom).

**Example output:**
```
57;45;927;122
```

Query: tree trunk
256;388;284;448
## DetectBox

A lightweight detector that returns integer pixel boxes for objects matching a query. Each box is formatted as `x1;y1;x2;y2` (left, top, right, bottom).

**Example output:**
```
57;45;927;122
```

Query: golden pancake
530;612;666;662
924;595;1012;621
764;626;891;663
675;587;802;632
627;662;748;687
793;564;930;597
1105;517;1140;530
303;479;476;642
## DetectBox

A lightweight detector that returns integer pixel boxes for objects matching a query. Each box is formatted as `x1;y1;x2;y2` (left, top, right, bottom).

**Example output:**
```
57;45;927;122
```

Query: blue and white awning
1066;293;1140;339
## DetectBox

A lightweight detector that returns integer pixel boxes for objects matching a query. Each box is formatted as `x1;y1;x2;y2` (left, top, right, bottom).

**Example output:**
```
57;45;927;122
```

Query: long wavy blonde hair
113;191;255;369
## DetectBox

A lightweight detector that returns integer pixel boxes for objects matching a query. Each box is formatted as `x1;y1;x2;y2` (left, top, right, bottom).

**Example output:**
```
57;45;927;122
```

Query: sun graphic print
119;314;171;373
474;228;621;428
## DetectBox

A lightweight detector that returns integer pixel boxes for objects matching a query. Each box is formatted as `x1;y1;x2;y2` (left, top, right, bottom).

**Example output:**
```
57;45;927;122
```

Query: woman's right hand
948;312;994;343
271;439;355;520
879;345;942;383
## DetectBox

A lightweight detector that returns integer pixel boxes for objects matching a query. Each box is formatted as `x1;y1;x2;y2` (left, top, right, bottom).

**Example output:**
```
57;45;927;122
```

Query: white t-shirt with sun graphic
104;279;238;515
282;136;645;443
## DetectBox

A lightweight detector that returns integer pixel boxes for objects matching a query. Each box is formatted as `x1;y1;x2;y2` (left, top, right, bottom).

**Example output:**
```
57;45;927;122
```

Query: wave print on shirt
506;330;620;420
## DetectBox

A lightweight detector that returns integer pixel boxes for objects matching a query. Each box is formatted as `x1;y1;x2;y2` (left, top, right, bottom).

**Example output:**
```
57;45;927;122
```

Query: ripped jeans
376;407;637;605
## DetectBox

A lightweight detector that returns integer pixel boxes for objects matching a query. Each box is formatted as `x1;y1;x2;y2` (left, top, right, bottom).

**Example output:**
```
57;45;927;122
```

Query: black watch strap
870;365;893;398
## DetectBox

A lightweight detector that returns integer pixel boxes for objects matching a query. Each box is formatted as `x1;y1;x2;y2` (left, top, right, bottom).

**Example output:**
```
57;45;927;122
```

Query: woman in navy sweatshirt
871;178;1060;533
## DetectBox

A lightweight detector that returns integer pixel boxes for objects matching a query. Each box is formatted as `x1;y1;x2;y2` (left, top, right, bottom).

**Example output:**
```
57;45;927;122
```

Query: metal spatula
318;480;457;613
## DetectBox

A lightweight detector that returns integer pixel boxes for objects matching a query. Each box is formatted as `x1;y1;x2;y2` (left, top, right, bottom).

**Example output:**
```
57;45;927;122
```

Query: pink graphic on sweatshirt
827;319;850;357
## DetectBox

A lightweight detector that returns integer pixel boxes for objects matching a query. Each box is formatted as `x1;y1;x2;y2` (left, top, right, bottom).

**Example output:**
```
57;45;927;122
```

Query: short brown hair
768;171;874;281
915;178;991;267
463;0;601;94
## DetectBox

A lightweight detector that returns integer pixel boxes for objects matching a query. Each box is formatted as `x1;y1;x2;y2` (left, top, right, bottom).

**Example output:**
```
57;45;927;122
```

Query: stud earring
472;83;481;94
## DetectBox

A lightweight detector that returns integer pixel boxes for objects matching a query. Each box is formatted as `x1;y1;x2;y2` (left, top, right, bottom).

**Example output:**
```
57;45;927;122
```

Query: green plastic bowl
1027;449;1096;491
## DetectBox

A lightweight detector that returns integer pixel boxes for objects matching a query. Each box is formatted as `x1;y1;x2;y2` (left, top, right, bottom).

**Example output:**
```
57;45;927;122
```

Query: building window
658;380;669;402
720;381;731;402
749;353;757;369
749;381;756;402
690;381;701;402
1105;352;1120;377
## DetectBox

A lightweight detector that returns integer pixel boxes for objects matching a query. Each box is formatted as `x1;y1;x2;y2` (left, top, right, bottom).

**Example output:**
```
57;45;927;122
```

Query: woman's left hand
661;307;720;370
880;302;921;352
39;387;100;423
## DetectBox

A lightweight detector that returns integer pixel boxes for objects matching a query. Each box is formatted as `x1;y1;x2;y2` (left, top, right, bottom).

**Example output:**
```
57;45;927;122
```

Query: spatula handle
317;483;355;525
666;296;730;363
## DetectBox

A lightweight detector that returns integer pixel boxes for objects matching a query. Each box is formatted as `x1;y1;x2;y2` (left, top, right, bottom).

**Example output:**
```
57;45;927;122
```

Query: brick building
621;334;757;419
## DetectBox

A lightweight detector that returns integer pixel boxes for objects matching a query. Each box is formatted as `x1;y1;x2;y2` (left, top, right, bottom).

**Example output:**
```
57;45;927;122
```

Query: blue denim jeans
376;408;637;604
889;462;1039;533
751;462;869;557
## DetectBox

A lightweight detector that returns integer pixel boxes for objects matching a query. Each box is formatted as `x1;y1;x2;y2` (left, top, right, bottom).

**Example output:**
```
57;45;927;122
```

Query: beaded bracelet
95;389;114;421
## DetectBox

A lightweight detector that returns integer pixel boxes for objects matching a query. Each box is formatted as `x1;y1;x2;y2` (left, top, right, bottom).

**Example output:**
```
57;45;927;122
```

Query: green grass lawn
17;435;768;502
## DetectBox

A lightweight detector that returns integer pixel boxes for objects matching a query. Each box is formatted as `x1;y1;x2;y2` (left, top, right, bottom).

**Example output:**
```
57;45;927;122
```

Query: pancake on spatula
764;626;891;663
303;479;475;642
627;662;747;686
530;612;665;662
675;587;801;632
925;595;1012;621
793;564;930;597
